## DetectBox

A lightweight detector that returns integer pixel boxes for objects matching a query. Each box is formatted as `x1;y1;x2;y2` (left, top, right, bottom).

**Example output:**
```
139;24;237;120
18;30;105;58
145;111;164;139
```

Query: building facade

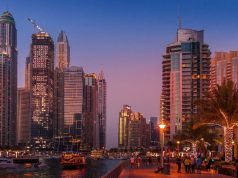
64;66;84;139
83;73;98;149
118;105;149;148
149;117;159;146
97;71;106;149
118;105;132;148
30;31;54;139
160;28;211;142
17;88;31;144
0;11;17;146
54;31;70;137
56;31;70;71
210;51;238;89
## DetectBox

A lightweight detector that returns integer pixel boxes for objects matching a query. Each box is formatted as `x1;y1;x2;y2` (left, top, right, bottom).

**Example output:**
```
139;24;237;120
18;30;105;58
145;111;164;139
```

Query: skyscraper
30;31;54;139
0;11;17;146
83;73;98;149
64;66;84;139
160;28;211;142
56;31;70;70
118;105;149;148
97;70;106;149
25;56;31;89
118;105;132;148
17;88;31;144
210;51;238;89
54;31;70;137
149;117;159;146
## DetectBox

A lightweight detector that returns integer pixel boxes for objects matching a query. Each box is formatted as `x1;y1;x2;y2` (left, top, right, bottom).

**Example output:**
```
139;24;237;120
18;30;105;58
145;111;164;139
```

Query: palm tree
196;80;238;162
175;121;217;156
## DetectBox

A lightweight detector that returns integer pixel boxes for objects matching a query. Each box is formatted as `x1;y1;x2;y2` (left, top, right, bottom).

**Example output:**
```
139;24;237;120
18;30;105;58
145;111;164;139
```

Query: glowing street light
177;141;180;153
159;121;166;167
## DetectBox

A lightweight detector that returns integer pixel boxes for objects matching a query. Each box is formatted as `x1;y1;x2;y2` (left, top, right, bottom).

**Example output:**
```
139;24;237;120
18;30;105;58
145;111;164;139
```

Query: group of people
130;156;142;168
176;155;204;174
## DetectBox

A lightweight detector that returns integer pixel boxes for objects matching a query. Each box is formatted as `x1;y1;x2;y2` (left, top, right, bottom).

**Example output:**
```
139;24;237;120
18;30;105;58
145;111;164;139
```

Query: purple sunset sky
1;0;238;148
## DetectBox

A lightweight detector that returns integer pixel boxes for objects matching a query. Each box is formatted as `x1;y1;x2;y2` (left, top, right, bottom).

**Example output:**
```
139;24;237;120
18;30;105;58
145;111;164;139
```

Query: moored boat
61;152;86;169
90;150;105;160
13;157;39;164
0;158;17;169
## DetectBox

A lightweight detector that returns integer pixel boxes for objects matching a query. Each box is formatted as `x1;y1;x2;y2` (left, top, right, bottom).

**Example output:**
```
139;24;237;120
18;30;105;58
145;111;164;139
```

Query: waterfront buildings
17;88;31;144
83;73;98;149
160;28;211;142
118;105;149;148
118;105;132;148
0;11;17;146
56;31;70;71
54;31;70;137
149;117;159;146
64;66;84;139
97;70;107;149
210;51;238;89
30;31;54;139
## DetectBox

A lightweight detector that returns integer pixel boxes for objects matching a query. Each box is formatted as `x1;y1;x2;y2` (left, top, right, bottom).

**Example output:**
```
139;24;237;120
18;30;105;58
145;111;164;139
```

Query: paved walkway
119;163;233;178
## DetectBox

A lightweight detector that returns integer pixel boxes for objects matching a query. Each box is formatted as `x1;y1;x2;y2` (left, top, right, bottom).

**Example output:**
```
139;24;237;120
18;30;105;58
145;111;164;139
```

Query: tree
174;120;218;156
196;80;238;162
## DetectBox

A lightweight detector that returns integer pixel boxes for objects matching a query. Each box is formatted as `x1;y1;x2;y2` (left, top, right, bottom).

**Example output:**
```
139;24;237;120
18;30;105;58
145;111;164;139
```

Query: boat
90;150;105;160
0;158;17;169
13;157;39;164
61;152;86;169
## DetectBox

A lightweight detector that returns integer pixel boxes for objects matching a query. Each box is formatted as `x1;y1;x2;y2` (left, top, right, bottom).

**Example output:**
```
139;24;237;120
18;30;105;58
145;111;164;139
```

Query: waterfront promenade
119;163;232;178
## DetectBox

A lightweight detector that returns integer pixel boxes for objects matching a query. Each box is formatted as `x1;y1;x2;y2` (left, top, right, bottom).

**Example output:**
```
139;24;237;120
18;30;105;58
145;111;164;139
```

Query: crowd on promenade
128;153;223;175
176;155;213;174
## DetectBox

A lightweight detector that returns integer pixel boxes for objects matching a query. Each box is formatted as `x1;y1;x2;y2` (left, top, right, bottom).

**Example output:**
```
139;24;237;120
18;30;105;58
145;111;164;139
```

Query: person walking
130;156;135;168
184;156;191;173
137;156;142;168
191;155;196;173
236;157;238;178
196;156;203;174
176;156;182;173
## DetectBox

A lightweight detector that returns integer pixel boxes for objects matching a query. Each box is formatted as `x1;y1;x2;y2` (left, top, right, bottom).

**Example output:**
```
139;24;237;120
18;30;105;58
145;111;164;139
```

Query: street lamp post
232;140;235;160
159;122;166;167
177;141;180;154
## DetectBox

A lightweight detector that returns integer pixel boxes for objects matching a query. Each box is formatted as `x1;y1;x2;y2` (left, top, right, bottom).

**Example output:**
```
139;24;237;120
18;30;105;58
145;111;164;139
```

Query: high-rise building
128;112;149;148
17;88;31;144
97;70;106;149
0;11;17;146
56;31;70;70
64;66;84;139
149;117;159;146
30;31;54;139
118;105;149;148
83;73;98;149
160;28;211;142
210;51;238;89
25;56;31;89
54;31;70;137
118;105;132;148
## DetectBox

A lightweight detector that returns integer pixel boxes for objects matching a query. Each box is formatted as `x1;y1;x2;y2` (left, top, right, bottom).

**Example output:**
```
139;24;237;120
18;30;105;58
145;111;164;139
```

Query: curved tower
0;11;17;146
56;31;70;70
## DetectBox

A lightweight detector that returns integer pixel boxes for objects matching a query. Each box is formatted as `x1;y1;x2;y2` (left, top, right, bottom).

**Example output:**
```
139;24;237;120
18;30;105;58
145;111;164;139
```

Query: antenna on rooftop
177;0;182;29
178;16;182;29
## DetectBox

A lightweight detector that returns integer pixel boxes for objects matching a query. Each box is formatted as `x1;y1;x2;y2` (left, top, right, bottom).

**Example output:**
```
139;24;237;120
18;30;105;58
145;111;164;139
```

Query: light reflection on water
0;159;121;178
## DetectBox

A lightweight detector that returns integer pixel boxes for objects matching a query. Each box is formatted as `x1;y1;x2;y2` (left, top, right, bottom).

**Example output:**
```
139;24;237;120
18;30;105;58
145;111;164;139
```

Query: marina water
0;159;121;178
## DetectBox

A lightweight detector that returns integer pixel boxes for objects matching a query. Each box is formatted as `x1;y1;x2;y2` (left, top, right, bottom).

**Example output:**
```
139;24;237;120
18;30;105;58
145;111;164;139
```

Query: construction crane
27;18;43;32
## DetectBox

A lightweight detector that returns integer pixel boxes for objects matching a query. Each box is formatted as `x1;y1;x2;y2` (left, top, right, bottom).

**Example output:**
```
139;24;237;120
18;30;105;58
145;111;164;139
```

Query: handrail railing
101;160;127;178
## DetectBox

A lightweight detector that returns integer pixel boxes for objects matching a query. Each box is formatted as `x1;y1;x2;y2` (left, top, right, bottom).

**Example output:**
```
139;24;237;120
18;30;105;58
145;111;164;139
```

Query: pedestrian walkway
119;163;232;178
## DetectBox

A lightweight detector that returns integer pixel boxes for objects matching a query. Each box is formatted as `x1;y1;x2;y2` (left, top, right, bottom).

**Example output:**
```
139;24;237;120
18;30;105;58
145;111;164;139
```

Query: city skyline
1;0;238;148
